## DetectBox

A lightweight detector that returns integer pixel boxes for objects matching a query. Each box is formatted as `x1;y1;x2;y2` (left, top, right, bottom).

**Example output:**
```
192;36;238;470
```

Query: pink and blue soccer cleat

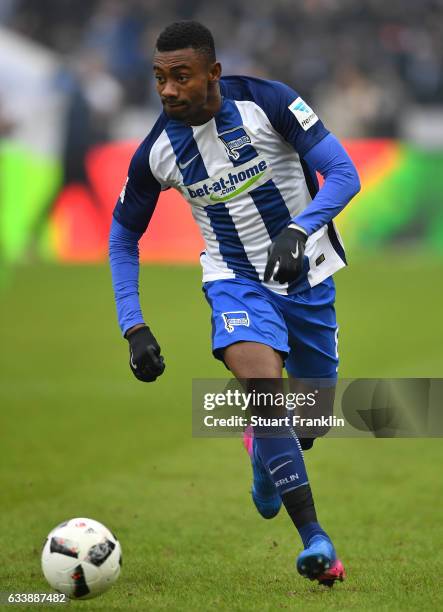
296;535;346;587
243;426;282;519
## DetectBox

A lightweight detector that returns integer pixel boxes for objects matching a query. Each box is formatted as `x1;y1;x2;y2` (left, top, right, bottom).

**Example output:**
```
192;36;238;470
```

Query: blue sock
298;522;331;549
254;425;330;548
254;425;308;495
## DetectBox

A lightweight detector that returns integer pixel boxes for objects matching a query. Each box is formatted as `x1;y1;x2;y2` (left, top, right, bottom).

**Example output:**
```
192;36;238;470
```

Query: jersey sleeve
109;217;145;336
292;133;361;235
113;114;168;234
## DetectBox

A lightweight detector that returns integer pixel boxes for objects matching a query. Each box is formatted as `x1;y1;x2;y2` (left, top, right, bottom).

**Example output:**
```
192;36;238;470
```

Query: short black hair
156;21;216;63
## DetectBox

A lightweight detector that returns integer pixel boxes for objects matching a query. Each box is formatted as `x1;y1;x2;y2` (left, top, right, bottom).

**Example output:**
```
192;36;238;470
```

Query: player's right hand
126;325;165;382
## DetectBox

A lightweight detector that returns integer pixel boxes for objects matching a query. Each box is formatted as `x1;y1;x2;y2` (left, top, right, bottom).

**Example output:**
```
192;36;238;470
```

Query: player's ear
208;61;222;82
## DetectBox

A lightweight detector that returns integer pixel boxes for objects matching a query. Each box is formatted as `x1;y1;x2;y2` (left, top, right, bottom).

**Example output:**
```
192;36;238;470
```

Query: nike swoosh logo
178;153;199;170
269;459;293;475
291;244;299;259
272;260;280;277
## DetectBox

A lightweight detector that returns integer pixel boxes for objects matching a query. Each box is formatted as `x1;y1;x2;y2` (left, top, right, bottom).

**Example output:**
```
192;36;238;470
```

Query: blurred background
1;0;443;264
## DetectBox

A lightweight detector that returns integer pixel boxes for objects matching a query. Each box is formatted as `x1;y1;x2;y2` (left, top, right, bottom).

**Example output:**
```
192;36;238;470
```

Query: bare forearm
125;323;146;338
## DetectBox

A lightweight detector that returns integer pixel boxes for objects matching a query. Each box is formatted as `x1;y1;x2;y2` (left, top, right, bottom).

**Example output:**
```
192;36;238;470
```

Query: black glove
126;326;165;382
264;225;307;284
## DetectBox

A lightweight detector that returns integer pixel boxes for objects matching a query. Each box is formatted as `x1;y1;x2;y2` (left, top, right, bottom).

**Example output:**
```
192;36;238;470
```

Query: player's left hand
264;224;308;284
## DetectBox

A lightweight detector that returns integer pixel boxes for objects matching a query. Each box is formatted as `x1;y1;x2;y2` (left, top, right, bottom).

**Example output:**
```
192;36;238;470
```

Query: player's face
153;48;221;124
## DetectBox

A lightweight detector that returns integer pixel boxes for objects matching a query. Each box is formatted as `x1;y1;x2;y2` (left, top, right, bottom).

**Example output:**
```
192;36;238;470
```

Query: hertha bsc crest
218;126;252;161
221;311;250;333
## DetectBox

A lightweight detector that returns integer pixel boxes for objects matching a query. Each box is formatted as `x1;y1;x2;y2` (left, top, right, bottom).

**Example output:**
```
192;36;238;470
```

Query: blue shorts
203;276;338;379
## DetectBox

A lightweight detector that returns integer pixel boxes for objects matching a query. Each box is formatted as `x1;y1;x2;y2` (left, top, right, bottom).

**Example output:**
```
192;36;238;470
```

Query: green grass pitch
0;253;442;610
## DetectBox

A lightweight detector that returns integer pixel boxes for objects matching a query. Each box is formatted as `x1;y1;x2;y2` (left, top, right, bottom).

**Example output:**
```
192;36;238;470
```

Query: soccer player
109;21;360;586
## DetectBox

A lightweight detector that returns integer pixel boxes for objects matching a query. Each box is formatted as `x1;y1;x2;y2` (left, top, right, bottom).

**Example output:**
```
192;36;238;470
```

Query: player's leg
223;340;282;378
225;342;284;518
204;277;342;584
224;341;339;583
203;278;289;518
277;276;344;584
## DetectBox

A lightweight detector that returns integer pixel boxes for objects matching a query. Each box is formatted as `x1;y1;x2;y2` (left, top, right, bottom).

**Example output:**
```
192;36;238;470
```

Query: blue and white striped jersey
114;75;352;295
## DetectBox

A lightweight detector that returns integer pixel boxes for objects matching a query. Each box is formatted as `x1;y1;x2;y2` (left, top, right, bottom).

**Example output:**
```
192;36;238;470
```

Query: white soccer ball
41;517;122;599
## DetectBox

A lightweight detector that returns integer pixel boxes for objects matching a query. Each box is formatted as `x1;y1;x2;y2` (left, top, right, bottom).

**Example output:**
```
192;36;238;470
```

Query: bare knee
223;341;283;379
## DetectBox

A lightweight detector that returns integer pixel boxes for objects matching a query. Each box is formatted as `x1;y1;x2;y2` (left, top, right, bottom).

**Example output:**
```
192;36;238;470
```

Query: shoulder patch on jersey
288;97;319;131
